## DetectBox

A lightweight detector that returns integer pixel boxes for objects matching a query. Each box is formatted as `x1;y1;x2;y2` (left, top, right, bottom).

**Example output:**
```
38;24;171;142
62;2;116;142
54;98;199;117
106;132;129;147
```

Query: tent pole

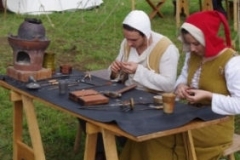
131;0;135;10
3;0;7;18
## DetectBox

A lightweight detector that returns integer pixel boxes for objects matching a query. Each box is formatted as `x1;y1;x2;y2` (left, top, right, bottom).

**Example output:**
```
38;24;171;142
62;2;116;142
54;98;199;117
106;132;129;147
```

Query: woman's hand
121;62;138;74
175;83;190;99
111;61;122;74
185;89;212;104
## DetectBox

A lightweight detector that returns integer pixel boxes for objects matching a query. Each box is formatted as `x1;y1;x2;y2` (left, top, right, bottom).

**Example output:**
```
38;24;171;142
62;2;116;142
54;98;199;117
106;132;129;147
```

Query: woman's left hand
185;89;212;104
121;62;138;74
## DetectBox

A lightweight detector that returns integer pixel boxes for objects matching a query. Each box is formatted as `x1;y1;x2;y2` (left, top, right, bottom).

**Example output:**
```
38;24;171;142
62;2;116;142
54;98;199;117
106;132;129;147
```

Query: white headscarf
122;10;151;40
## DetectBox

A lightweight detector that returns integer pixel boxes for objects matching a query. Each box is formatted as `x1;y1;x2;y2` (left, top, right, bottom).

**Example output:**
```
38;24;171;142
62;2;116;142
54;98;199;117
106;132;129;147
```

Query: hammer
102;84;137;98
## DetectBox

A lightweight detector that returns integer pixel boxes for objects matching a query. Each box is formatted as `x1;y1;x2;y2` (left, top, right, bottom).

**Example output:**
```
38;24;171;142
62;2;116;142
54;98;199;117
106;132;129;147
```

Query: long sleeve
175;52;240;115
212;56;240;115
109;33;180;93
174;52;190;88
133;44;179;92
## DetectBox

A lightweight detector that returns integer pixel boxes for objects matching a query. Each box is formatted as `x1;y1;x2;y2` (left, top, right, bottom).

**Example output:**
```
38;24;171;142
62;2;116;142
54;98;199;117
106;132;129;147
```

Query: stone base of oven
7;66;52;82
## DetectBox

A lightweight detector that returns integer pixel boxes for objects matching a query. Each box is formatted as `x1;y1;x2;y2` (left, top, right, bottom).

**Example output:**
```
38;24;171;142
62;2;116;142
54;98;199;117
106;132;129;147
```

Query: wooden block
69;89;98;102
78;94;109;106
69;89;109;106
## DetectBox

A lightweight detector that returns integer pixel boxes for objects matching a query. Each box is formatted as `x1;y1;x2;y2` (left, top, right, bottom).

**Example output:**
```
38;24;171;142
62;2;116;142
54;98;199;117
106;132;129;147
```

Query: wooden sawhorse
176;0;190;28
11;91;46;160
146;0;166;19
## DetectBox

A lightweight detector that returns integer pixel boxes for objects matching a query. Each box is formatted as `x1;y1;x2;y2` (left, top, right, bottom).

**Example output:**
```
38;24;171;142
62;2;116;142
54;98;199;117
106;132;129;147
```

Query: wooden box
69;89;109;106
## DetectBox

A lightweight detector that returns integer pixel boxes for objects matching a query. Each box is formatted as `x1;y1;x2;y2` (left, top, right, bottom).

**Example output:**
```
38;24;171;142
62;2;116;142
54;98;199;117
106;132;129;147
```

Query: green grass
0;0;240;159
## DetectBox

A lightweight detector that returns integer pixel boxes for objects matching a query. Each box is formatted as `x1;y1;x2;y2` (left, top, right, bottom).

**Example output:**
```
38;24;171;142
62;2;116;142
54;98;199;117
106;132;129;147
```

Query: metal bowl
26;82;40;90
153;95;162;104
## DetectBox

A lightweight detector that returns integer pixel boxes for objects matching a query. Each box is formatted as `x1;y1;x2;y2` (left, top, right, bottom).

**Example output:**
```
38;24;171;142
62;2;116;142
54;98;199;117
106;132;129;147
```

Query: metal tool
121;105;163;112
101;84;137;98
81;72;92;82
40;79;59;87
119;98;162;112
78;98;161;112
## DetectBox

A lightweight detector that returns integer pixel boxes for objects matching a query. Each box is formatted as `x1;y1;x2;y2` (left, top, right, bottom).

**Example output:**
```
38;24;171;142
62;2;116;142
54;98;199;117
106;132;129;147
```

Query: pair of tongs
120;98;164;112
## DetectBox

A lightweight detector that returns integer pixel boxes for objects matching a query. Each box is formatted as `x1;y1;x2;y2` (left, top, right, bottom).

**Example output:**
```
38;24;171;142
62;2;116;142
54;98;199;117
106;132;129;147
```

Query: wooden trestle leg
11;91;46;160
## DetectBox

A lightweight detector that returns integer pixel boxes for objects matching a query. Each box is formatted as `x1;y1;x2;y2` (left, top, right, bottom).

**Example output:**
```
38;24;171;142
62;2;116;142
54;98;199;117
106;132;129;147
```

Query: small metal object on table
101;84;137;98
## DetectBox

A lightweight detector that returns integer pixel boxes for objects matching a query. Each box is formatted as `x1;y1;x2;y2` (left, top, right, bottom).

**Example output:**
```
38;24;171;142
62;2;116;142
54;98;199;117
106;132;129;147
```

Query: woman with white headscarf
109;10;179;93
120;10;240;160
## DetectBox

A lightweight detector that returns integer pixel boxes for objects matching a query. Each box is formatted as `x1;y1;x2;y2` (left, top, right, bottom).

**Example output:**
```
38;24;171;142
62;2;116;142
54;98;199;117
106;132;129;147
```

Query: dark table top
0;71;225;136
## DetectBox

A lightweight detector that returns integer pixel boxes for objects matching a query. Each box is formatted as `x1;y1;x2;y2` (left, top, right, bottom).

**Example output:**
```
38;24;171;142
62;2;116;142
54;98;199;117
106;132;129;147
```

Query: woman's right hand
175;83;190;99
111;61;122;73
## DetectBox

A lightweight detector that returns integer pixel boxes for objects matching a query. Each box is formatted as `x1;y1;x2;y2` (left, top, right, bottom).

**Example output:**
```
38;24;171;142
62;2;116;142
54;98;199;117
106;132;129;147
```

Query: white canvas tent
2;0;103;14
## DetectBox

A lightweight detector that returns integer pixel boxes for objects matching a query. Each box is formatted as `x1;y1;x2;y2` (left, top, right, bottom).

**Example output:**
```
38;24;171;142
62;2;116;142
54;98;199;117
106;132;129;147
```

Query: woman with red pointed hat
175;10;240;159
120;10;240;160
175;11;240;116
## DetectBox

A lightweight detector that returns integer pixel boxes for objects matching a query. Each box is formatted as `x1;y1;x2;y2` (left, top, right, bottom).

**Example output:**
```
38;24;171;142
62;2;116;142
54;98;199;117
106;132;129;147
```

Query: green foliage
0;0;239;159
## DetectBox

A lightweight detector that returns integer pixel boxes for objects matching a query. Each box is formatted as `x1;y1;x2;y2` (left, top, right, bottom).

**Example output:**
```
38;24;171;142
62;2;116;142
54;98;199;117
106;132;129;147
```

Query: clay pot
18;18;46;40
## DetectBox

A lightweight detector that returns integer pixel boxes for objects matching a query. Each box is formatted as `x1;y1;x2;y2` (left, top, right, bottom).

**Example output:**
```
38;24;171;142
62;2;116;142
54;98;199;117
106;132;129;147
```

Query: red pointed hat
183;11;232;57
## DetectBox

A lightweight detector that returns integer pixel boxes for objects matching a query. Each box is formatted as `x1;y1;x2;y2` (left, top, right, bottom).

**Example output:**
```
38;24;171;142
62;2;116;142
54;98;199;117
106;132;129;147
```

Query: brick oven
7;18;52;82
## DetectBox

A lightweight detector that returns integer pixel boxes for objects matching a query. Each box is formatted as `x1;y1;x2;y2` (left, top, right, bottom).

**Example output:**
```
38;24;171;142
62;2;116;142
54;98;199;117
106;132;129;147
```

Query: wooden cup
60;64;72;74
162;93;176;114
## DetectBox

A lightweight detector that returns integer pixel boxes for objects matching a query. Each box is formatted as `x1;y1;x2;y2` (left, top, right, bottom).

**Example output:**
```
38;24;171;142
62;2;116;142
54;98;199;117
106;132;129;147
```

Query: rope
59;0;92;27
93;0;121;34
238;0;240;49
37;0;55;28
